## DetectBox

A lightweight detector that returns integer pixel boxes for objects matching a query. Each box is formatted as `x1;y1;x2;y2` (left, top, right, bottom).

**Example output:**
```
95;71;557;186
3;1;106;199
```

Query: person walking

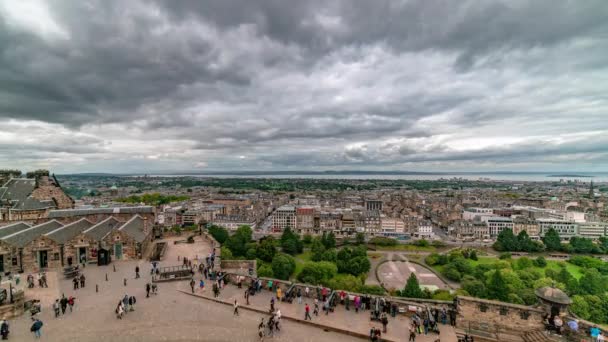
381;312;389;333
60;296;68;315
313;298;319;316
53;300;60;318
276;287;282;302
68;296;75;312
245;288;250;305
190;278;195;293
122;294;129;312
233;300;239;316
296;288;302;304
409;323;417;341
270;297;275;313
0;319;9;340
128;295;136;311
146;283;151;298
199;279;205;291
135;266;140;279
30;318;43;339
80;274;85;288
116;301;124;319
305;286;310;298
304;304;312;320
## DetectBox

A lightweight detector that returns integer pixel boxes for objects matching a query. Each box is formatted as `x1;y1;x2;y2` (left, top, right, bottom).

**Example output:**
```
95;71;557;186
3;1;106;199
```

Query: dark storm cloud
0;0;607;173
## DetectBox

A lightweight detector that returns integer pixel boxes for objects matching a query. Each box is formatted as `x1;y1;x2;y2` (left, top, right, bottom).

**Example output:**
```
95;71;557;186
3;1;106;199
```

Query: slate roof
48;206;154;218
83;217;121;242
0;222;32;239
118;215;147;243
11;197;55;211
45;218;94;244
2;220;64;248
0;178;36;205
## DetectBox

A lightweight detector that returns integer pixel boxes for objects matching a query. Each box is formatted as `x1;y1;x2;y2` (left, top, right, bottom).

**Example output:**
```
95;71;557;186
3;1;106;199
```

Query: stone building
102;215;150;260
2;220;64;271
0;173;74;222
47;206;155;234
0;222;31;273
45;218;94;266
295;207;315;235
83;217;123;262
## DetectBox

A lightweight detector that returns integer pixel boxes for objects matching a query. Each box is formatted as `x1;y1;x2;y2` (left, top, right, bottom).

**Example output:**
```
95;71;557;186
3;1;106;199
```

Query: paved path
184;280;456;342
4;236;362;341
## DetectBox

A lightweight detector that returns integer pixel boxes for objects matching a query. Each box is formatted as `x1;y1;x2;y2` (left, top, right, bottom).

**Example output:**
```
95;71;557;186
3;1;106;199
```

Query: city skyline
1;1;608;173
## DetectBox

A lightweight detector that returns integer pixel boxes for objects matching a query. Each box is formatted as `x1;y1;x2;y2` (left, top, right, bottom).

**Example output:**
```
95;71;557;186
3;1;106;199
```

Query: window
54;253;60;261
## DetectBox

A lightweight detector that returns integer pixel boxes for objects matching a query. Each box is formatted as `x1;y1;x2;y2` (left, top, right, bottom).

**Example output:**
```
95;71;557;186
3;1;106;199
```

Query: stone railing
455;296;545;340
222;272;452;313
220;259;256;272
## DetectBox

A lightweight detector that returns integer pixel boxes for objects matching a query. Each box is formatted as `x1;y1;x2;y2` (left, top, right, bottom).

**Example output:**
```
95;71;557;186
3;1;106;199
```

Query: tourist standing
80;274;85;288
245;289;250;305
53;300;60;318
233;300;239;316
381;312;389;333
296;288;302;304
116;301;124;319
146;283;151;297
200;279;205;291
73;277;79;290
313;298;319;316
0;319;8;340
409;323;417;341
305;286;309;298
270;297;275;313
190;279;195;293
135;266;140;279
276;287;282;302
305;304;312;320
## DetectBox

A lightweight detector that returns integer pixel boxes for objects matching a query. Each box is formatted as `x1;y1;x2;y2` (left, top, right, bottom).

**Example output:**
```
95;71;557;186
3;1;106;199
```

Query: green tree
257;264;273;278
542;228;562;252
355;232;366;245
515;257;533;270
579;268;605;296
281;227;303;255
224;225;252;257
297;261;337;284
310;237;326;262
469;250;478;261
486;269;509;302
271;254;296;280
494;229;519;251
461;276;486;297
256;237;277;262
402;273;424;298
322;232;337;249
302;234;313;245
208;225;229;244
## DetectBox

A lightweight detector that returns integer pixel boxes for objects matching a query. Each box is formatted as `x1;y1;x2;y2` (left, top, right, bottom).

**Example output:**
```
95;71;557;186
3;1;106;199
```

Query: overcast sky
1;0;607;174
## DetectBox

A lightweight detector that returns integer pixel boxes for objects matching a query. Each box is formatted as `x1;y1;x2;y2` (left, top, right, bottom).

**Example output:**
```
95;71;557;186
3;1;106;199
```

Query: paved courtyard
378;256;449;291
4;236;362;341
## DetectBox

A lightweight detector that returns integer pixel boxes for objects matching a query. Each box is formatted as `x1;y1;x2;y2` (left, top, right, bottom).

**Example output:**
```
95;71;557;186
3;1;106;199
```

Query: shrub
297;261;337;284
369;236;398;246
208;225;229;244
499;252;512;260
257;264;273;278
534;256;547;268
271;254;296;280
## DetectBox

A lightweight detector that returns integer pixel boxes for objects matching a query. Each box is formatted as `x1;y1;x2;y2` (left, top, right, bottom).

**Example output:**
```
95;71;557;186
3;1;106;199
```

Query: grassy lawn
430;256;584;280
293;251;312;279
375;244;436;252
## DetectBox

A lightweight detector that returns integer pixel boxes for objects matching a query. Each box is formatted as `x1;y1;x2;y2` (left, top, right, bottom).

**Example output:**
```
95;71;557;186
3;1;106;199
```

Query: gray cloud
0;0;607;173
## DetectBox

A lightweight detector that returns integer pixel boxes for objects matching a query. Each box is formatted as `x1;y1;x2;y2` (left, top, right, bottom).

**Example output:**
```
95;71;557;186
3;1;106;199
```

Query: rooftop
2;220;64;248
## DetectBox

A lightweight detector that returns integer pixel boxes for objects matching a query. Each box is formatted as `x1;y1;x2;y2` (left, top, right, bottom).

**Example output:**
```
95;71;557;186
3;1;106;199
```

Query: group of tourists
257;309;282;340
52;294;76;317
26;273;48;289
72;274;86;290
115;294;137;319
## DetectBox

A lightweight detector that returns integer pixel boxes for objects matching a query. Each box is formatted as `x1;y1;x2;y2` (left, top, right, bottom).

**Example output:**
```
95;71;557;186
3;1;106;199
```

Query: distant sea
148;172;608;183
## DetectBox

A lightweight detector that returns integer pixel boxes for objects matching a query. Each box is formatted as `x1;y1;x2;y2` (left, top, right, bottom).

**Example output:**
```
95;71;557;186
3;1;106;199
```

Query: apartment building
577;222;608;239
537;218;578;240
296;207;315;235
271;205;296;232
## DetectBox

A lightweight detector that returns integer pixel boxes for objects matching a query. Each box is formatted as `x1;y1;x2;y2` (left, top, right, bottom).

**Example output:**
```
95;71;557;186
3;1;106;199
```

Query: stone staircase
522;330;563;342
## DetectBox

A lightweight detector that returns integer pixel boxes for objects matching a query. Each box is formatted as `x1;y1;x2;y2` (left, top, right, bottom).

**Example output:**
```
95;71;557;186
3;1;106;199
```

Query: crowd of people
115;294;137;319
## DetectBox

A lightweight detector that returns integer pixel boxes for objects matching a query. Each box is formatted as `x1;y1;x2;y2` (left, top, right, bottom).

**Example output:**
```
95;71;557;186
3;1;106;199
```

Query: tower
589;181;595;198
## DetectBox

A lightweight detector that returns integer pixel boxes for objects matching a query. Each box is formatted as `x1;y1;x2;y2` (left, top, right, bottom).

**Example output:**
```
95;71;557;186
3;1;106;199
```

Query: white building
562;211;586;223
462;208;494;221
271;205;296;232
381;217;405;234
537;218;578;240
485;217;514;237
577;222;608;239
414;222;434;238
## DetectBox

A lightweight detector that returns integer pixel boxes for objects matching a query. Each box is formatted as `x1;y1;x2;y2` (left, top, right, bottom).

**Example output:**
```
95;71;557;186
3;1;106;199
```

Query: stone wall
0;290;25;319
102;230;151;261
64;233;98;265
30;178;74;209
455;296;545;340
21;236;63;272
220;259;256;271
